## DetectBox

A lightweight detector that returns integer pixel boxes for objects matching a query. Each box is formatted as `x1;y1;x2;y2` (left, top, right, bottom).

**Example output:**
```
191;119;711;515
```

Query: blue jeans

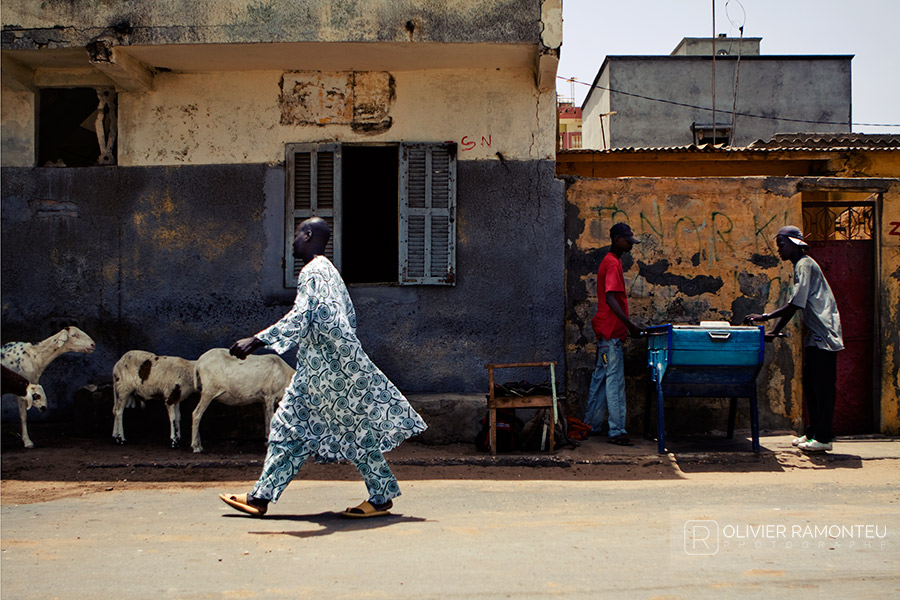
585;338;627;438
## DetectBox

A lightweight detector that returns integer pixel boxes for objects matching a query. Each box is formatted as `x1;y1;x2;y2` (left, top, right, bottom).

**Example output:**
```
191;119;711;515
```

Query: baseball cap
610;222;640;244
776;225;808;247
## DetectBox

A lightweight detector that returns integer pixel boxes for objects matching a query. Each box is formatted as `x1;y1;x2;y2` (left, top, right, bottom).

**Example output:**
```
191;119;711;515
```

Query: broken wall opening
38;87;117;167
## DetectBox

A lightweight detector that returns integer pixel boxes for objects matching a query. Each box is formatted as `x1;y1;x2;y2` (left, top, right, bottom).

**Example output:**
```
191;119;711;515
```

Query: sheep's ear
25;393;33;410
55;330;69;347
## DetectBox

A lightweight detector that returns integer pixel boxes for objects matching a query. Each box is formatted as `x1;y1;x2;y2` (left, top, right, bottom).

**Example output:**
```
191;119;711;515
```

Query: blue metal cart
646;323;765;453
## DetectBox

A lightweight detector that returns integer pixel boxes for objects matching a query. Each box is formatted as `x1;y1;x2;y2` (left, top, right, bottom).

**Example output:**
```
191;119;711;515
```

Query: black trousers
803;346;838;443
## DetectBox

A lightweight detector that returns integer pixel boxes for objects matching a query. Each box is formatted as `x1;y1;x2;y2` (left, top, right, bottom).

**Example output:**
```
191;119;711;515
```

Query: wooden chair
485;362;558;455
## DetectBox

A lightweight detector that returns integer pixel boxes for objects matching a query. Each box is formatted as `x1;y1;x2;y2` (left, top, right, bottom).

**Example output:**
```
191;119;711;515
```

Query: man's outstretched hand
230;337;263;360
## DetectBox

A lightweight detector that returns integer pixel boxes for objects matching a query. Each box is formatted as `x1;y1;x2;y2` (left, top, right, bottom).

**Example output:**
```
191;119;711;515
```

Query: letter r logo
684;520;719;555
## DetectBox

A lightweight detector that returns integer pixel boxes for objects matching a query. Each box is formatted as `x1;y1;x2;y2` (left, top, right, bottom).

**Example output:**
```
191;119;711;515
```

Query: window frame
283;141;456;287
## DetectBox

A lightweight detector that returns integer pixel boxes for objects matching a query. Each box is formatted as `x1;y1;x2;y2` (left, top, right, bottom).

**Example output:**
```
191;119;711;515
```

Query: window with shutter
283;141;455;287
399;143;457;285
284;143;342;287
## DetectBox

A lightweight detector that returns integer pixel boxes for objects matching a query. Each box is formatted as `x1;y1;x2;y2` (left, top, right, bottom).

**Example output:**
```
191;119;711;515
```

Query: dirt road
3;428;899;599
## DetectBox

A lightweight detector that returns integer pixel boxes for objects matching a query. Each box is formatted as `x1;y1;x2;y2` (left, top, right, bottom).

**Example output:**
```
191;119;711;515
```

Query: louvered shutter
399;143;456;285
284;143;342;287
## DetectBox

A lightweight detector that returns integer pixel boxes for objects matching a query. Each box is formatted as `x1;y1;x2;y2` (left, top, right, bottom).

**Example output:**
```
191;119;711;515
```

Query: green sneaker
799;440;832;452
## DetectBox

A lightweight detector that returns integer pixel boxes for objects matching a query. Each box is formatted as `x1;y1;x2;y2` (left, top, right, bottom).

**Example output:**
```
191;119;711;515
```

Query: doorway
801;192;879;435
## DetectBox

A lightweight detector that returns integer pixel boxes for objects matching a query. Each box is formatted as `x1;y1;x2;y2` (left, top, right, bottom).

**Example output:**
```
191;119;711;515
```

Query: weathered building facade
581;37;852;149
1;0;565;434
559;136;900;437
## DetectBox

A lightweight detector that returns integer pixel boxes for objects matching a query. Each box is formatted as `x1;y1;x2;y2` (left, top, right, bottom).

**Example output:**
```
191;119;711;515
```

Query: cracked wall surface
2;67;556;166
564;176;900;436
1;0;543;47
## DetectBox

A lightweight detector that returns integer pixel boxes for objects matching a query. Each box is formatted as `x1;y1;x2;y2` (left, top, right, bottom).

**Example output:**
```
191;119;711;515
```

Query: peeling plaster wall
1;161;565;421
882;183;900;434
117;67;555;165
565;176;897;436
566;175;900;435
0;0;565;433
2;0;542;47
0;89;34;167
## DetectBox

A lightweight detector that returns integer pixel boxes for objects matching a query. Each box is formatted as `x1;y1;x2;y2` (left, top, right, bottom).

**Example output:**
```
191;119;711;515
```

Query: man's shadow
800;452;864;468
224;511;430;538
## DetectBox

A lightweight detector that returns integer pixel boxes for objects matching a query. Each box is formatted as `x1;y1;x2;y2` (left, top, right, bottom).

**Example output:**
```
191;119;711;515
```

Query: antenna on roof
712;0;717;146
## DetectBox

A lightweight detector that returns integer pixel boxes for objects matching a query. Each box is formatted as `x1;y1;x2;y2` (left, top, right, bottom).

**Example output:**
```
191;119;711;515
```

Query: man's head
775;225;807;262
294;217;331;262
609;222;640;254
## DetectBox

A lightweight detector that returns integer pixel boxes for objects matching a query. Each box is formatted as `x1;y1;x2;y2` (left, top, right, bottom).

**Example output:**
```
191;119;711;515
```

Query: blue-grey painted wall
1;160;565;421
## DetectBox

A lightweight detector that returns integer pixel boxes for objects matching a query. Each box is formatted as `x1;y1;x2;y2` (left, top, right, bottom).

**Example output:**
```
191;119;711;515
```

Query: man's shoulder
598;251;620;269
795;254;822;275
301;256;336;275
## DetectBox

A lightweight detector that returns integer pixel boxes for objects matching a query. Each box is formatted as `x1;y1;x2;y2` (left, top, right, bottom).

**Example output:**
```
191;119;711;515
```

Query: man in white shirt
747;226;844;453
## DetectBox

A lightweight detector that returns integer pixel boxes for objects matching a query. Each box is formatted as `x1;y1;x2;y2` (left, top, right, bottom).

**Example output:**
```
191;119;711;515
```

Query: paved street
2;434;899;599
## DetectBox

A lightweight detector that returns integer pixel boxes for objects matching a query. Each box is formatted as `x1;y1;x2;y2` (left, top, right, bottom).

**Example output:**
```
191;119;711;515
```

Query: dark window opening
341;145;399;284
691;122;732;146
38;88;117;167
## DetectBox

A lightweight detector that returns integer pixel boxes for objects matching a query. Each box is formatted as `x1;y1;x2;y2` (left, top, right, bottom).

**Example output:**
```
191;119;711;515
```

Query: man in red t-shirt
585;222;644;446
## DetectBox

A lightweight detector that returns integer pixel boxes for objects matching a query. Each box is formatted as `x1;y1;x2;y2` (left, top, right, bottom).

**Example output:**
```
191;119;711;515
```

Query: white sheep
191;348;295;453
1;326;96;448
112;350;197;448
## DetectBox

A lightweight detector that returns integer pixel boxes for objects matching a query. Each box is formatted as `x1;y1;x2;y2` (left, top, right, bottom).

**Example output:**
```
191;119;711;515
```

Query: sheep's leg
111;385;129;445
191;391;220;453
263;398;276;446
17;396;34;449
167;402;182;449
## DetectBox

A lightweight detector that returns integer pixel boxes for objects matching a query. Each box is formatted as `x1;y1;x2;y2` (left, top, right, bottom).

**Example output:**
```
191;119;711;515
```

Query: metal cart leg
750;391;760;453
726;398;737;439
656;375;666;454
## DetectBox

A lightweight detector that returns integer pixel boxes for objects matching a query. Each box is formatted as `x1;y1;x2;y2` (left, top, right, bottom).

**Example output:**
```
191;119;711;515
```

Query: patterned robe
256;255;426;463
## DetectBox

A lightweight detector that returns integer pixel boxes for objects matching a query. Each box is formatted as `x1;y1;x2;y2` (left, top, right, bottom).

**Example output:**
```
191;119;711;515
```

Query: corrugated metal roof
559;135;900;155
748;133;900;150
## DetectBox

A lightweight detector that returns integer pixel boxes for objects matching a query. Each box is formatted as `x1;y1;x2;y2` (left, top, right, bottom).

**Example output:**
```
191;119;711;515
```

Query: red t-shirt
591;252;628;341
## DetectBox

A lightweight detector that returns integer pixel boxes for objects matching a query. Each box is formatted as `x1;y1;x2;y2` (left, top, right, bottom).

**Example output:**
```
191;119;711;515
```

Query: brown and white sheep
112;350;197;448
1;326;96;448
190;348;295;453
1;365;46;418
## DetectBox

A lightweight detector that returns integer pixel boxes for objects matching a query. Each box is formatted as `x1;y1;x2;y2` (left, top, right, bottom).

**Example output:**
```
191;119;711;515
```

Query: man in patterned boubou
220;217;427;518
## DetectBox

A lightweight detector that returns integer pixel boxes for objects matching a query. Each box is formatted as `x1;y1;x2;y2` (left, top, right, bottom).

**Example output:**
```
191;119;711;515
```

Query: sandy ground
5;420;899;507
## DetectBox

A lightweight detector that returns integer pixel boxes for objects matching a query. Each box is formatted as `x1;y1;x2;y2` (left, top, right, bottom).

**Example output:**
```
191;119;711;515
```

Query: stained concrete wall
1;0;565;438
1;160;565;423
1;0;543;47
2;0;560;166
2;67;557;167
0;89;33;166
583;56;852;149
115;67;555;166
565;176;900;436
880;183;900;434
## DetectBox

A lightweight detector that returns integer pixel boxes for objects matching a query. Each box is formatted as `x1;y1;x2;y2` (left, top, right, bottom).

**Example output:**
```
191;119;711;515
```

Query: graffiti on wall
890;221;900;239
459;135;492;151
588;199;795;317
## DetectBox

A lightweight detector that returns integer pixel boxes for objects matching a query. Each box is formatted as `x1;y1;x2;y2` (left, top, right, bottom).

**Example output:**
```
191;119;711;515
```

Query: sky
555;0;900;134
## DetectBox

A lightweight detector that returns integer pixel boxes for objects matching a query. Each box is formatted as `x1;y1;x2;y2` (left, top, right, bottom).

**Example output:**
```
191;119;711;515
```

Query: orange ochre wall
565;176;900;435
